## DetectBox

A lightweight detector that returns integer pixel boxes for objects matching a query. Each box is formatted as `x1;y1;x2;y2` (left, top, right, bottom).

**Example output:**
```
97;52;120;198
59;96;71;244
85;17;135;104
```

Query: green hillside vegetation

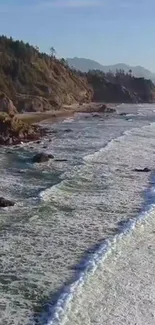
0;35;92;112
83;69;155;103
0;35;154;113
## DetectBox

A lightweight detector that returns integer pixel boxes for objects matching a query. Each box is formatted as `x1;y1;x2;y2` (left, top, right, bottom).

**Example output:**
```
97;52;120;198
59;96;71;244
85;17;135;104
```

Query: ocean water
1;104;155;325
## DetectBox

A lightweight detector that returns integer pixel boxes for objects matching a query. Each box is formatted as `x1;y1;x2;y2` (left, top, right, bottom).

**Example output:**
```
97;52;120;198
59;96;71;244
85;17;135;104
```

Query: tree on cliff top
50;46;56;58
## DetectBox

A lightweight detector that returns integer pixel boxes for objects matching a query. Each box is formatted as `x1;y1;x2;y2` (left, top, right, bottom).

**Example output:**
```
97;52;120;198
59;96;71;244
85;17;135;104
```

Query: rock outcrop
98;104;116;113
0;113;46;145
0;197;15;207
134;167;151;173
32;153;54;163
15;94;54;113
0;93;17;115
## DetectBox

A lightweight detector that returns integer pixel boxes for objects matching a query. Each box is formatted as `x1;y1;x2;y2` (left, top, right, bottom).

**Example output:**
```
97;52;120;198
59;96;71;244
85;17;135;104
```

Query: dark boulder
32;152;54;163
64;129;72;133
99;104;107;111
120;113;127;116
48;154;54;159
0;197;15;207
54;159;68;162
7;151;13;154
98;104;116;113
134;167;151;173
92;113;100;118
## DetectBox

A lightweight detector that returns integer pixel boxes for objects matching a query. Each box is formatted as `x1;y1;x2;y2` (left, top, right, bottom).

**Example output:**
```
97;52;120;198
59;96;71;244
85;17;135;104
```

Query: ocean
1;104;155;325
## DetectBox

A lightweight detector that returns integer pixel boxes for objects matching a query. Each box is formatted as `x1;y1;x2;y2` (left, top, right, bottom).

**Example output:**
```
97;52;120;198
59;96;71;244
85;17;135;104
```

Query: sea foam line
83;121;155;163
39;122;155;202
36;199;155;325
36;123;155;324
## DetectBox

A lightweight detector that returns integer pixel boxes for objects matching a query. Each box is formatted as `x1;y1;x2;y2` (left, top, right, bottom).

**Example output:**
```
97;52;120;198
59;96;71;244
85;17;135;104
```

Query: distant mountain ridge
67;57;155;82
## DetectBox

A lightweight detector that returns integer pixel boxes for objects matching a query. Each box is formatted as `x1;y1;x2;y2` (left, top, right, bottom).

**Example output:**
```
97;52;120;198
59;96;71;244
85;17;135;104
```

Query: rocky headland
0;36;155;146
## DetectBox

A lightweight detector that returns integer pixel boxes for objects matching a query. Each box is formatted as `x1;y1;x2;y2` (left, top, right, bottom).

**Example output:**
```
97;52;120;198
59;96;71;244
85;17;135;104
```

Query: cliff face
85;71;155;103
127;77;155;102
0;36;92;112
86;75;137;103
0;36;154;112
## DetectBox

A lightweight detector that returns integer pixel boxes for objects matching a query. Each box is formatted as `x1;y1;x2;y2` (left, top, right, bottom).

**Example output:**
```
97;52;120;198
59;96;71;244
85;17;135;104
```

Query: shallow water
1;104;155;325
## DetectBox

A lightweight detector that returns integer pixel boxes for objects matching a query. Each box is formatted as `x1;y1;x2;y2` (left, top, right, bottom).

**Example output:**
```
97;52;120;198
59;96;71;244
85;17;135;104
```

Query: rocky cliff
85;70;155;103
0;36;154;112
0;36;92;112
0;112;46;145
82;70;155;103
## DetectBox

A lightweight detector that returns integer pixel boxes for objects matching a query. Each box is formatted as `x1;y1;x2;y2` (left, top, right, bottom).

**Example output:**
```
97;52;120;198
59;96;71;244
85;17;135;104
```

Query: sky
0;0;155;70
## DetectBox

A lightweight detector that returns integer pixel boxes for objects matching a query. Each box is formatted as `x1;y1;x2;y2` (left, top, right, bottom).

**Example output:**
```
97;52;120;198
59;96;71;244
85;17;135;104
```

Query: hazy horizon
67;57;155;72
0;0;154;71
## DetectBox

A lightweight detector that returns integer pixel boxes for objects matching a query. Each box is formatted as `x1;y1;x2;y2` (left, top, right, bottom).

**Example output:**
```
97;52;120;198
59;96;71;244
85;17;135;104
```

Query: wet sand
17;102;107;124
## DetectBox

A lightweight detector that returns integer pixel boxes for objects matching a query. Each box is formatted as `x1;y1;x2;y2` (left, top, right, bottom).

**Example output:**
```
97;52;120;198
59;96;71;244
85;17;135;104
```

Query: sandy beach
17;102;108;124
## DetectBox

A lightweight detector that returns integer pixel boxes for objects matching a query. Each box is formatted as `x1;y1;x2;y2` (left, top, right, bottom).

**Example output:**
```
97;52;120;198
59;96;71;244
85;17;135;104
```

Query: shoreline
1;103;155;325
32;106;155;325
0;102;116;147
17;102;115;125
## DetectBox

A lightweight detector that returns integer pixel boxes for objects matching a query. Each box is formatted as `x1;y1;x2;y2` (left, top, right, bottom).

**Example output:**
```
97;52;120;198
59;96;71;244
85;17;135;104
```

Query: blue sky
0;0;155;70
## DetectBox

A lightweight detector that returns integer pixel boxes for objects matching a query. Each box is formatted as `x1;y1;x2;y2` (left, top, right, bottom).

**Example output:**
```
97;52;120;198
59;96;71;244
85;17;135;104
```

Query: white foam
2;106;155;325
41;203;155;325
84;121;155;163
126;114;134;117
37;122;155;325
39;183;62;201
62;118;74;123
